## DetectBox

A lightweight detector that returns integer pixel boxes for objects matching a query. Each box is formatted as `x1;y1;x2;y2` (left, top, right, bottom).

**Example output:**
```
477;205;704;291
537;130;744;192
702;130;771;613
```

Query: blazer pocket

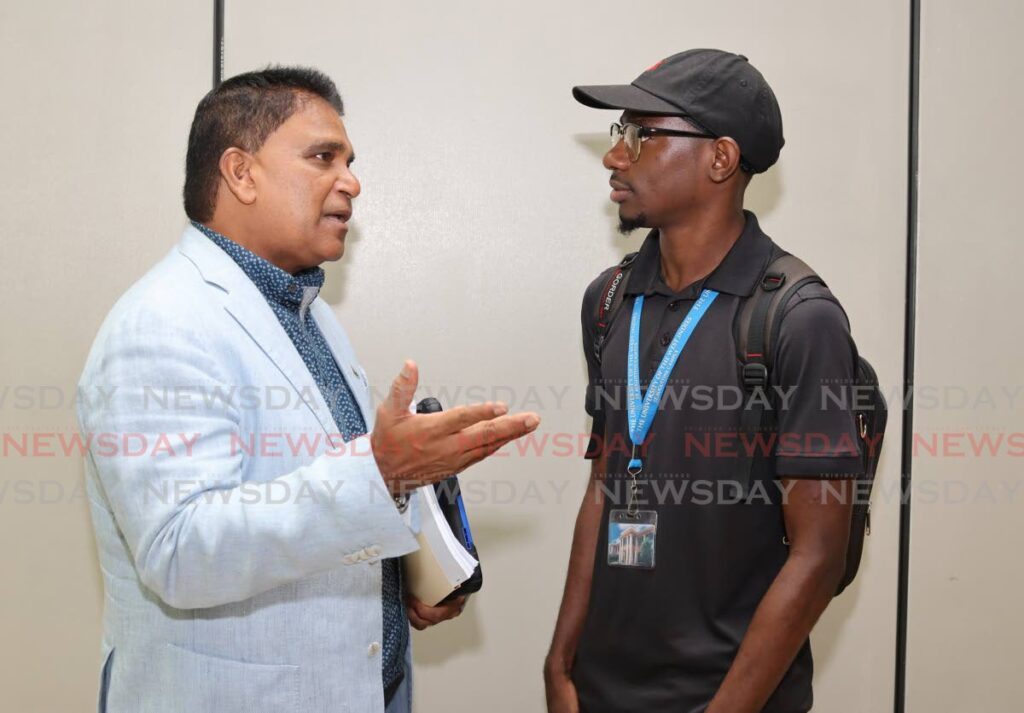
162;643;299;712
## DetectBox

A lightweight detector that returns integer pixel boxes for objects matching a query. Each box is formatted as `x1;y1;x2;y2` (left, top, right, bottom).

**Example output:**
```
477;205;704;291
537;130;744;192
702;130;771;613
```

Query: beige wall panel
228;2;908;711
0;1;209;710
909;1;1024;711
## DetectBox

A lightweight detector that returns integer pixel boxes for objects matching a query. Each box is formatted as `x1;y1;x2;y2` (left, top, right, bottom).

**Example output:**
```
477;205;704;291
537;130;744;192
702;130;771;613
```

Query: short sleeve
771;286;865;479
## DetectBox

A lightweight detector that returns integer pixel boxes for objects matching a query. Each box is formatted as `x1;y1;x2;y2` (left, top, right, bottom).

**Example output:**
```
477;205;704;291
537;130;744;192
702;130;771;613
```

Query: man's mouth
609;178;632;203
324;210;352;225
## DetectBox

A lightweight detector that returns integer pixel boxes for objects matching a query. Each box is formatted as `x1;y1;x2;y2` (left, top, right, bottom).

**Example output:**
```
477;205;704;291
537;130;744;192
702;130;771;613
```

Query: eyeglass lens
610;123;642;161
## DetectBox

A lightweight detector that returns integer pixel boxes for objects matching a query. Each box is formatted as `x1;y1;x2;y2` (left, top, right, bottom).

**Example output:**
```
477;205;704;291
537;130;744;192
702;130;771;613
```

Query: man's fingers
376;404;537;488
458;412;540;450
448;412;540;470
433;401;509;435
406;595;433;629
384;360;418;414
407;595;431;619
407;596;457;628
407;606;430;630
451;595;468;615
456;437;515;472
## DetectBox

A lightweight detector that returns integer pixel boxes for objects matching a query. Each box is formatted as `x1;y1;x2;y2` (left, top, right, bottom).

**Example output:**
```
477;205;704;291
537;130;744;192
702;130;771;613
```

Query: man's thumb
385;359;418;414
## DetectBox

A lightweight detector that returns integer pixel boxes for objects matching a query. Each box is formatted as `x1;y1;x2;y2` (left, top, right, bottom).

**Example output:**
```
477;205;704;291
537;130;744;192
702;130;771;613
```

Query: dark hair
183;66;344;222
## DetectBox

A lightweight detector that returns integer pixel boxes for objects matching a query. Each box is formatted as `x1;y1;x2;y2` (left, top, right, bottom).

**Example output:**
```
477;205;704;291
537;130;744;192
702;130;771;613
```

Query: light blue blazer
77;225;420;712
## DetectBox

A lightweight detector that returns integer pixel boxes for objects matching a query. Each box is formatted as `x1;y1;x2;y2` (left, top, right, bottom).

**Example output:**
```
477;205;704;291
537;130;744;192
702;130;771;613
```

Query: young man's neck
656;209;747;292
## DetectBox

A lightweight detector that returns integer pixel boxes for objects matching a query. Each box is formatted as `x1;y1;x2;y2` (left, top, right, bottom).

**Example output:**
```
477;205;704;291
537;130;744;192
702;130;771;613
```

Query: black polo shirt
572;211;863;713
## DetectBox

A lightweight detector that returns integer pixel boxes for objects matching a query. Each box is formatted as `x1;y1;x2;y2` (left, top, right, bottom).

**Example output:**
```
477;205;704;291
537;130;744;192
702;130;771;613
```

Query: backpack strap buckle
742;362;768;390
762;273;785;292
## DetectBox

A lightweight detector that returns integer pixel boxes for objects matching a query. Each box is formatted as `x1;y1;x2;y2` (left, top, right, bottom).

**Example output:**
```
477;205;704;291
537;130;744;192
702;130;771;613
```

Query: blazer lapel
177;226;339;437
310;300;374;429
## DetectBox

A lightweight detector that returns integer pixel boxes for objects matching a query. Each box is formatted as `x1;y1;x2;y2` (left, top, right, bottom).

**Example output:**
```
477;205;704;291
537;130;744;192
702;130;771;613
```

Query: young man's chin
618;212;649;235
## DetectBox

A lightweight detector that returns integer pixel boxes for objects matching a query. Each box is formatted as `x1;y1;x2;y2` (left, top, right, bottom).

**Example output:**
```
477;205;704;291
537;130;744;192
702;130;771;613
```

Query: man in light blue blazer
77;67;539;713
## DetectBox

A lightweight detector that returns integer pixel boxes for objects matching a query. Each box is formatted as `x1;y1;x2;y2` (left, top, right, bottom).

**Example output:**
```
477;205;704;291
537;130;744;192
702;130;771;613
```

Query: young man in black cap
545;49;863;713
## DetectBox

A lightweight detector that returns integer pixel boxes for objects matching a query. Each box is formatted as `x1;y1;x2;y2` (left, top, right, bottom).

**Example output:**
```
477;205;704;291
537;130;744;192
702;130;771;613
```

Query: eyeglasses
609;122;716;162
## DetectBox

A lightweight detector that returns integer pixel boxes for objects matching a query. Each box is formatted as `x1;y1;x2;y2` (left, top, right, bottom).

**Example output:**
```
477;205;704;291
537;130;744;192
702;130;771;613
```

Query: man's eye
314;152;334;162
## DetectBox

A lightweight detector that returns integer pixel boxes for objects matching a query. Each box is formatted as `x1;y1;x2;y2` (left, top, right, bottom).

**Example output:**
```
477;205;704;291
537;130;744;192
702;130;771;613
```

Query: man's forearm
545;456;606;676
705;551;843;713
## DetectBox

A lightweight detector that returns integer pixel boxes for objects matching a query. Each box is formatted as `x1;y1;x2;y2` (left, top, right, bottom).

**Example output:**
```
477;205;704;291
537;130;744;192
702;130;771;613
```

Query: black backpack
590;245;887;597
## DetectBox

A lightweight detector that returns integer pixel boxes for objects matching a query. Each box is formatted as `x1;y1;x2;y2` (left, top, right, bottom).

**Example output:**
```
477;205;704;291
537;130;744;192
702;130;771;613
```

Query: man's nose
603;140;630;171
336;167;361;199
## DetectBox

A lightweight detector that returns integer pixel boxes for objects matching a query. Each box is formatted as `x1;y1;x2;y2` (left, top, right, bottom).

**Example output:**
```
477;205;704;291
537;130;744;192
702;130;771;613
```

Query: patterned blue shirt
192;220;407;693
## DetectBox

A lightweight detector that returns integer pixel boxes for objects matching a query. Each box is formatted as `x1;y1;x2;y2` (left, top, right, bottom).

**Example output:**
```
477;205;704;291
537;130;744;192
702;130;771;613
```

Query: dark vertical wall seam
895;0;921;710
213;0;224;88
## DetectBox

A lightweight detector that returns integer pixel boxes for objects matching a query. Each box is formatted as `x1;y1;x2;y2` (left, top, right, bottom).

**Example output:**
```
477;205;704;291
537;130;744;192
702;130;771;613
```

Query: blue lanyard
627;289;719;474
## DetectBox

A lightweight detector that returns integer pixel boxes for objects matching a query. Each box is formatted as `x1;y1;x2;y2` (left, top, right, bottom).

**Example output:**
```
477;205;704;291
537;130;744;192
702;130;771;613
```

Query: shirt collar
624;210;774;298
191;220;325;308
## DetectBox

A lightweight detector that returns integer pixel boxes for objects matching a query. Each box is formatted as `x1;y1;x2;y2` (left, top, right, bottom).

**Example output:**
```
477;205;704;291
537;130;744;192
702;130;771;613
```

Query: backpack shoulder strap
737;252;824;374
592;251;639;365
734;250;825;497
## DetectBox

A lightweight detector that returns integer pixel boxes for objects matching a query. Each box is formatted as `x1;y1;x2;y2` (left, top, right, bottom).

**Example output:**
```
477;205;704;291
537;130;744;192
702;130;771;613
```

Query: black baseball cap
573;49;784;173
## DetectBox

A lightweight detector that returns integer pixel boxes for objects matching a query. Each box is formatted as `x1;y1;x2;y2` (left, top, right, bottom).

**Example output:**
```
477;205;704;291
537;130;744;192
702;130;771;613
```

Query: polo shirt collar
624;210;774;298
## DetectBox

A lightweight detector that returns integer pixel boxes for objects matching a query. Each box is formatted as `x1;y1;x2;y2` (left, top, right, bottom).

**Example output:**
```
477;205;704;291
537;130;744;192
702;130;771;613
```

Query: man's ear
218;147;257;205
708;137;743;184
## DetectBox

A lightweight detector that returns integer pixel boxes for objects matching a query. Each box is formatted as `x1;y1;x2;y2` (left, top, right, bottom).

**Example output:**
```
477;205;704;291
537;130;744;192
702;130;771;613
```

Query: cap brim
572;84;683;114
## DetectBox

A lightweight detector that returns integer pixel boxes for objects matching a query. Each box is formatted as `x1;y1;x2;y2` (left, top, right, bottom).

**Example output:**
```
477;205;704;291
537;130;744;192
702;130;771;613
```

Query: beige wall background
0;1;1015;712
907;0;1024;711
0;2;210;711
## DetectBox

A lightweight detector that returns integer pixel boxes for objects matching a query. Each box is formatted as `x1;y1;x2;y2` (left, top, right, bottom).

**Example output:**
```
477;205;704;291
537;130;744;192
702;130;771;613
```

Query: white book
403;485;479;606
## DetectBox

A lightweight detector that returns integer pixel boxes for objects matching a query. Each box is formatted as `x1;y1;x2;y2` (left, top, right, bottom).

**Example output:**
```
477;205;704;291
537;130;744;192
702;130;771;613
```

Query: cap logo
645;59;665;72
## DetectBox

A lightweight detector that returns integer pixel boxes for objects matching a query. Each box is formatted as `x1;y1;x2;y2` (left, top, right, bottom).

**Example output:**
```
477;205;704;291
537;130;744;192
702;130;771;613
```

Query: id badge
607;509;657;569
